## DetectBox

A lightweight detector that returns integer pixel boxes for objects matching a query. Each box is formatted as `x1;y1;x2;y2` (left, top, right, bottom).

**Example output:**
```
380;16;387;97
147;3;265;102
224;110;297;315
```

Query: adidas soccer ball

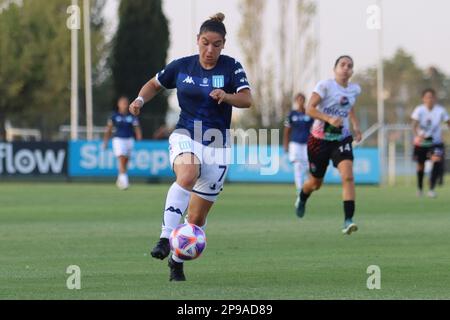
169;223;207;261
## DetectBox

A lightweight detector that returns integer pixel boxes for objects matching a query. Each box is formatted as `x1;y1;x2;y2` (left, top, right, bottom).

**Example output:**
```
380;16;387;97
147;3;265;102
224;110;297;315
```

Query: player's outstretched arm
129;77;163;116
103;121;113;149
283;126;291;153
134;126;143;141
209;89;252;109
306;93;342;128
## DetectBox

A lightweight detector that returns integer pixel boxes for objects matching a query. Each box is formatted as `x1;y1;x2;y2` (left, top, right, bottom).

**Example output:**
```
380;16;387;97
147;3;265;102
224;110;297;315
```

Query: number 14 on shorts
339;143;352;153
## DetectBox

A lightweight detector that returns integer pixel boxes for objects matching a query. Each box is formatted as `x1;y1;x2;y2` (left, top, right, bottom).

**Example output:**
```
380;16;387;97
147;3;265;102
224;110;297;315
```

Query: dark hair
334;55;354;68
199;13;227;38
295;93;306;101
422;88;436;97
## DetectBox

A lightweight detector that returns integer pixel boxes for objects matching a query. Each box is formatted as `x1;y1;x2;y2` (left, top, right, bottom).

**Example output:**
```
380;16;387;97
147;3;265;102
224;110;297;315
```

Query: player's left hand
210;89;228;104
354;129;362;143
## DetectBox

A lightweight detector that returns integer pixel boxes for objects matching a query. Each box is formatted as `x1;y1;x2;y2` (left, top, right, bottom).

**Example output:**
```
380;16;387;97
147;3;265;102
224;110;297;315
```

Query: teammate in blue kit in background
283;93;313;210
129;13;252;281
103;96;142;190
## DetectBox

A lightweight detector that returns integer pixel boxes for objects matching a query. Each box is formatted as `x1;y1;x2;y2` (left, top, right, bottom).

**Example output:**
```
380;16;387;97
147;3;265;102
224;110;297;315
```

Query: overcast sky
103;0;450;80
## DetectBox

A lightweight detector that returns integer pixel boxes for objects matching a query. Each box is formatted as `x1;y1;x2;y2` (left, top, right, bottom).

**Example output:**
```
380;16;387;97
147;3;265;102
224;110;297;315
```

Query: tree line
1;0;449;141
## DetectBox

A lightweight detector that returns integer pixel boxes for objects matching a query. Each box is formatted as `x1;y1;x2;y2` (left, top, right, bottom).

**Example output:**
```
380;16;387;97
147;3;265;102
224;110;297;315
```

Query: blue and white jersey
284;111;313;144
156;54;251;146
110;112;139;138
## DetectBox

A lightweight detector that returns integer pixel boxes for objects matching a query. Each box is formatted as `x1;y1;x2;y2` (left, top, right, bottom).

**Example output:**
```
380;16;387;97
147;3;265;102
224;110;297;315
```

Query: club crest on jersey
212;75;225;88
340;96;349;106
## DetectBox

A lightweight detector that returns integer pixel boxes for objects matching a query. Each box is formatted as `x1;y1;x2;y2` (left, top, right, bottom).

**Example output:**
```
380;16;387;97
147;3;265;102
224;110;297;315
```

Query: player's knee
342;175;355;184
311;179;323;191
176;171;198;189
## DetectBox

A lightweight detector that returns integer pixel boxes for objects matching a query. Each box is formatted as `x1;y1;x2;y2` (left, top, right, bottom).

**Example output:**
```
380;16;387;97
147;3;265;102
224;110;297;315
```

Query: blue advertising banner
227;146;380;184
68;141;379;184
68;141;174;177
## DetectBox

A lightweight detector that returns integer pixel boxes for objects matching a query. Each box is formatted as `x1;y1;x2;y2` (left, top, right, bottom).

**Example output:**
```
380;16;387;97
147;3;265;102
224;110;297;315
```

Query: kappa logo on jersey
183;76;195;85
240;78;248;83
235;68;245;75
165;206;183;216
212;75;225;88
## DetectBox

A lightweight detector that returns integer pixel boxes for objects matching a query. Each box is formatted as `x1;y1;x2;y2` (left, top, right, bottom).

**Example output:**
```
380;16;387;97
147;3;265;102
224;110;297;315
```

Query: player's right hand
414;135;423;146
328;117;343;128
129;100;143;116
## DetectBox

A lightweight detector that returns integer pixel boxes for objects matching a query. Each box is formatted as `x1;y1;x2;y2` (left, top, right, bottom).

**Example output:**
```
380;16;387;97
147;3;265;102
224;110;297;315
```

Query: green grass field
1;181;449;300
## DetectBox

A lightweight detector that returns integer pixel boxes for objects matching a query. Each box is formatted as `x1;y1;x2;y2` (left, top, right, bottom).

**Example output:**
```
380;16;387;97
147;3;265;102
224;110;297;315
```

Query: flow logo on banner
0;142;68;175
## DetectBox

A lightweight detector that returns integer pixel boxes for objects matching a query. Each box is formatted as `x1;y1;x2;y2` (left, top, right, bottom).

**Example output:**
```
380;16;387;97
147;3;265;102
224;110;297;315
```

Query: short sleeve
411;107;420;121
313;80;329;99
284;113;292;128
156;59;180;89
132;116;140;127
232;60;251;93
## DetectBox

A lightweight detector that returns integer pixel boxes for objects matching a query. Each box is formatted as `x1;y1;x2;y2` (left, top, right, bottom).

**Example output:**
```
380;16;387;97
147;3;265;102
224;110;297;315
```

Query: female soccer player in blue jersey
103;96;142;190
129;13;252;281
283;93;314;209
297;56;362;235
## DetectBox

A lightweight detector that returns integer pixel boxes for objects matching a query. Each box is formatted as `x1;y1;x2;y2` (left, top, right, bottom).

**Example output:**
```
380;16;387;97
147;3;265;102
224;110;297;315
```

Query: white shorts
112;137;134;157
169;132;230;202
289;142;308;164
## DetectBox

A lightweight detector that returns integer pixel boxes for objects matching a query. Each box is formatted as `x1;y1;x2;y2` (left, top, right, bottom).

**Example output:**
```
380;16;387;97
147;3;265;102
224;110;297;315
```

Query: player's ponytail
199;12;227;38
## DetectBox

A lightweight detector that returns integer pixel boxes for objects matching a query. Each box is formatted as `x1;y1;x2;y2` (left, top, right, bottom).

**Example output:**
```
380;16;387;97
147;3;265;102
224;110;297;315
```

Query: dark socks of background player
301;190;355;221
430;162;442;191
344;200;355;221
417;170;424;191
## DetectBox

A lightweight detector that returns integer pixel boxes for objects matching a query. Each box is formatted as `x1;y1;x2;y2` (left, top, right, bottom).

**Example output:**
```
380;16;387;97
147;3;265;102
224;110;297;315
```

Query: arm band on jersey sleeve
155;74;167;89
236;85;251;93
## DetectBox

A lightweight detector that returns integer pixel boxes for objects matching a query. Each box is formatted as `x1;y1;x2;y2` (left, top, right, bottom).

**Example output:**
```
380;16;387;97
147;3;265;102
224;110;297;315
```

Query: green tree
353;48;450;147
0;0;106;140
111;0;170;138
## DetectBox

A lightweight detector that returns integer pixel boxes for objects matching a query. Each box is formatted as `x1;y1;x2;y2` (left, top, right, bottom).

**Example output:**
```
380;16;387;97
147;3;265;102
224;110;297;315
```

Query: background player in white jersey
129;13;252;281
297;56;362;235
103;96;142;190
283;93;314;209
411;88;450;198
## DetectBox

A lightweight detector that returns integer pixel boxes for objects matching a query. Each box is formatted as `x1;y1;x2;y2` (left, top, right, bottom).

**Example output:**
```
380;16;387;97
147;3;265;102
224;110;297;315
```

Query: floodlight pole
191;0;197;54
83;0;93;140
70;0;79;141
377;0;386;184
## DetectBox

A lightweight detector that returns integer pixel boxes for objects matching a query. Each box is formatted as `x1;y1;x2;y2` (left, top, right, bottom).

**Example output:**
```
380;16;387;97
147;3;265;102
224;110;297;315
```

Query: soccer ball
169;223;207;261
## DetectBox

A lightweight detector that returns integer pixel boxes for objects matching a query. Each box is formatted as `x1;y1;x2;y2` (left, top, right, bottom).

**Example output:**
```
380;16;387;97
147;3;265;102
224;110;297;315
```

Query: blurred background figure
283;93;313;207
411;88;450;198
103;96;142;190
